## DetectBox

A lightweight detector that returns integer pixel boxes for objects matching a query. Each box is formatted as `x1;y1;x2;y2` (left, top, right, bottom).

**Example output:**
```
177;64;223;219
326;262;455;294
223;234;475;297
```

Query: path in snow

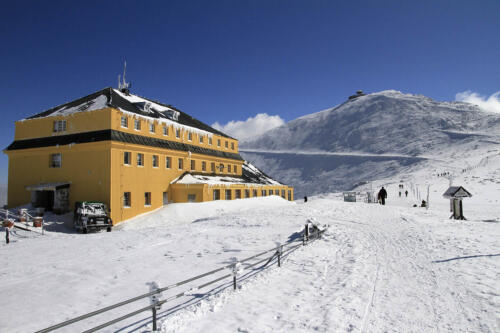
158;197;499;333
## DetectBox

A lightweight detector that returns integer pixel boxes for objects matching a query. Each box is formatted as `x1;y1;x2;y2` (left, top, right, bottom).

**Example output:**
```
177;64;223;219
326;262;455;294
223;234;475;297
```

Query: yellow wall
14;108;113;140
6;142;111;212
109;141;244;223
6;106;294;225
110;109;240;162
170;184;294;204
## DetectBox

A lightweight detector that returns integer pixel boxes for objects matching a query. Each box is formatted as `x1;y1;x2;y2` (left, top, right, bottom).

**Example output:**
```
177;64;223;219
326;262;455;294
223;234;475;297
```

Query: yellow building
4;87;293;224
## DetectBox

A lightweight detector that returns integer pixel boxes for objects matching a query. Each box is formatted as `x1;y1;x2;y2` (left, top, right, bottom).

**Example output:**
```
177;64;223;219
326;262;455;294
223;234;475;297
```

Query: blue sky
1;0;499;184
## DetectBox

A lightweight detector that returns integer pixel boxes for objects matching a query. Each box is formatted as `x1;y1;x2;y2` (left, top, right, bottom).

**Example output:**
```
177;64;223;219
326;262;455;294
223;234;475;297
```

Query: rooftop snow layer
173;161;282;186
23;87;233;139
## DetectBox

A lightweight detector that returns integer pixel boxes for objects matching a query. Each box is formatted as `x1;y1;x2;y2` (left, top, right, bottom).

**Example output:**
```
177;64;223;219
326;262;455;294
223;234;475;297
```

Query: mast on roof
118;61;131;94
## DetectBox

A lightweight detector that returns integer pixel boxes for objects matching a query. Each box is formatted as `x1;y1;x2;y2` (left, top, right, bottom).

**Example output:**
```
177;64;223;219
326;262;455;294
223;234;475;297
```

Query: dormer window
121;116;128;128
134;119;141;131
53;120;66;132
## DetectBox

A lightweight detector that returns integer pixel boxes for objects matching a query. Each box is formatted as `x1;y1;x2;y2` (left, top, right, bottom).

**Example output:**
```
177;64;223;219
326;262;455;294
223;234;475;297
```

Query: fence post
277;244;282;267
152;307;157;332
232;262;239;290
148;282;161;332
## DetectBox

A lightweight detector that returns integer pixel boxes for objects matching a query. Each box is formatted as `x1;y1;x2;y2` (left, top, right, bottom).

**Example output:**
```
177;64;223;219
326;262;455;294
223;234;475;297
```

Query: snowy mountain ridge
241;90;500;197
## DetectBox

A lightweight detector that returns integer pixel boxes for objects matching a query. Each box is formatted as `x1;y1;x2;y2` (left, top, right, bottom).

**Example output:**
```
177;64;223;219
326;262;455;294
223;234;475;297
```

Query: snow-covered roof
172;161;282;186
443;186;472;198
23;87;234;139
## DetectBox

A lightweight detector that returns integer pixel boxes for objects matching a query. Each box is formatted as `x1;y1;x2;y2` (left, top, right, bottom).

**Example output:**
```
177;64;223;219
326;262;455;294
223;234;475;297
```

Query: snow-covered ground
1;170;499;332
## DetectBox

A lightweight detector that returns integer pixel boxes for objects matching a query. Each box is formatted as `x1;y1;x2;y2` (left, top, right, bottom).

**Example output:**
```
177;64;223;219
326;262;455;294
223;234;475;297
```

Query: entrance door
36;190;54;211
163;192;168;205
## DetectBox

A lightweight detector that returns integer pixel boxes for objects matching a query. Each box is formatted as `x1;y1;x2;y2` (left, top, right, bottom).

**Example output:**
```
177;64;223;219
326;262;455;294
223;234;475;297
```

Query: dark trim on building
5;130;244;161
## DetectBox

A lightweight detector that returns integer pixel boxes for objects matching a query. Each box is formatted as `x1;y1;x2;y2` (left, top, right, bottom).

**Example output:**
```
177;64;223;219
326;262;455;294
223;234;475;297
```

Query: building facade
4;88;293;224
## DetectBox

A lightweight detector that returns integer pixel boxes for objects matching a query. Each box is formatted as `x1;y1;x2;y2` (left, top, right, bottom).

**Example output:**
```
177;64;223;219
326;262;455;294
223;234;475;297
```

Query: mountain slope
241;90;500;197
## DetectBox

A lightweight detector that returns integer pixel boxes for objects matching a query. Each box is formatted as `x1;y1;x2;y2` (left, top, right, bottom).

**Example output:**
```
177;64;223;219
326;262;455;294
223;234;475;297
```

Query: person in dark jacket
378;187;388;205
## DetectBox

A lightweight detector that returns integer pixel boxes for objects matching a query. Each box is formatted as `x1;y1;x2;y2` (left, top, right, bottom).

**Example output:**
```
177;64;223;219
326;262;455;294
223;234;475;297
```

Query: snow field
1;188;499;332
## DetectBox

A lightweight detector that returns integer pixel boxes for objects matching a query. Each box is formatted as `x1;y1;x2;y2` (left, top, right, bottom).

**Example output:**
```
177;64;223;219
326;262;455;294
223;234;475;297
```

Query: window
261;190;266;196
145;192;151;206
225;141;228;148
137;153;144;166
219;163;224;172
188;132;192;141
253;189;257;197
121;116;128;128
269;189;274;195
165;156;171;169
282;189;286;198
163;126;168;136
231;142;235;150
178;158;183;170
202;161;206;171
235;190;241;199
234;165;238;174
191;160;196;170
213;189;220;200
225;189;232;200
124;152;131;165
134;119;141;130
211;162;215;173
176;129;180;138
152;155;159;168
245;189;250;198
228;165;232;173
288;190;292;201
208;137;212;145
53;120;66;132
50;153;62;168
149;123;155;133
123;192;131;207
217;139;221;147
187;194;196;202
199;136;204;143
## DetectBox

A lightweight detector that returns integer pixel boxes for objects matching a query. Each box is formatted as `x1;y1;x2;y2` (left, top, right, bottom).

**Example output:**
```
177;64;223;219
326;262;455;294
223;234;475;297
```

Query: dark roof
442;186;472;198
26;87;234;139
5;129;244;161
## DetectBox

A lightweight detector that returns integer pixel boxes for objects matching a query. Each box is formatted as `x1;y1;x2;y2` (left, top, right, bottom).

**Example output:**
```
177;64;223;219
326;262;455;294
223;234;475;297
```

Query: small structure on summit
348;90;366;100
443;186;472;220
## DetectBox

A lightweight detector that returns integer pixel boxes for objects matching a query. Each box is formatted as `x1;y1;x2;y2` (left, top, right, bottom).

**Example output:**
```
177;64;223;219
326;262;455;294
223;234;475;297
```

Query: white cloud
212;113;285;142
455;91;500;113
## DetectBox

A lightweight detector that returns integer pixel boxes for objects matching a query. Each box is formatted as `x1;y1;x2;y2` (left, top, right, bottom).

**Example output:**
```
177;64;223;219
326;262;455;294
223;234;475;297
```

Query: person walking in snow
405;190;408;197
378;187;388;205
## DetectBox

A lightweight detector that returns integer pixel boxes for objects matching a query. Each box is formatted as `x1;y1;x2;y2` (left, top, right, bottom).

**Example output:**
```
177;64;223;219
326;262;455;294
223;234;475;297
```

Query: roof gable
443;186;472;198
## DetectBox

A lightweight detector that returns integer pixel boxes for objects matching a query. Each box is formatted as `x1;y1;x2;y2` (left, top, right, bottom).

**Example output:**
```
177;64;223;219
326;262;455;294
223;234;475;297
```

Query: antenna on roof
118;61;131;94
